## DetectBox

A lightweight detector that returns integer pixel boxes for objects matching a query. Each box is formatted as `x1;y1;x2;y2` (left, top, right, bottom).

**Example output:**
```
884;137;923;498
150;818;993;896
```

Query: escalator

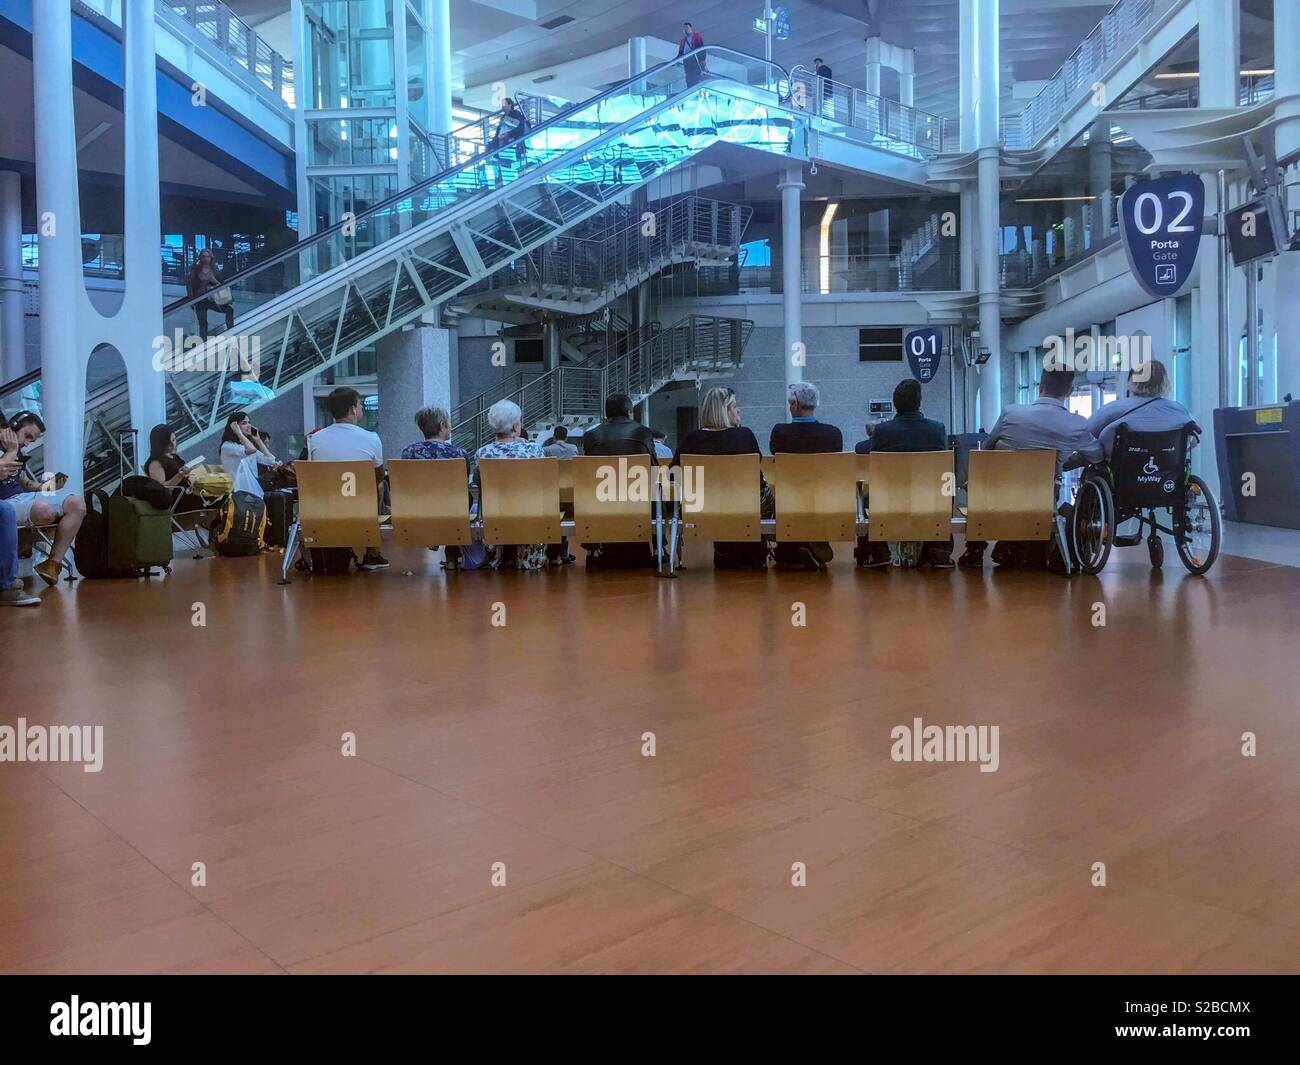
2;44;939;487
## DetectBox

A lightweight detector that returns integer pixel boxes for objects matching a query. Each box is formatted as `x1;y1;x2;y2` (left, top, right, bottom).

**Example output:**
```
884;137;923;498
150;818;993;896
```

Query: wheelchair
1070;423;1221;576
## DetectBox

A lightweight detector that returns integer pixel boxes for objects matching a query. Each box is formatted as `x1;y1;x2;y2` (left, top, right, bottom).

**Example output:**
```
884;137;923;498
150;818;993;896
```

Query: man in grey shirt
1086;359;1198;459
959;368;1103;570
542;425;578;459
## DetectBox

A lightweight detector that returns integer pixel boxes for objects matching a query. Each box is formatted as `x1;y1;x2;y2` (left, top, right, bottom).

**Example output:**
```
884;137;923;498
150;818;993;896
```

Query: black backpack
120;475;174;511
73;490;135;579
212;491;267;557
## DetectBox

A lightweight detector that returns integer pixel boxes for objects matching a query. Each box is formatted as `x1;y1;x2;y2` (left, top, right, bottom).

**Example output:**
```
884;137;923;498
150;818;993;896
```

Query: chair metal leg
1054;515;1073;577
280;521;300;584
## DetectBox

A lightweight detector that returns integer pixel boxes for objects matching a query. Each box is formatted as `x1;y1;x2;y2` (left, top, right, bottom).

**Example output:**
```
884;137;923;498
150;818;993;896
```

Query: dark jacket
187;262;223;300
769;420;843;455
672;426;760;466
581;416;657;461
814;64;833;80
856;410;948;454
489;106;529;148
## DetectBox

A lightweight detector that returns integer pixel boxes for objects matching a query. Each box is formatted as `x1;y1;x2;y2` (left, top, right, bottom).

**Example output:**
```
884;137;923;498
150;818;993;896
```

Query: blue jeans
0;498;18;586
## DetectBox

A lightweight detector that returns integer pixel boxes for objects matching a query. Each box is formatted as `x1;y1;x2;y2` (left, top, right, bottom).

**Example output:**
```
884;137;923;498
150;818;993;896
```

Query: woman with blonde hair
672;387;769;569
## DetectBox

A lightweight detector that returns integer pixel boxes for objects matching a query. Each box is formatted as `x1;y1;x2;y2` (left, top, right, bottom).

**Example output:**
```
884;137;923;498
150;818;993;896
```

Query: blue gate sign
905;327;943;383
1119;174;1205;300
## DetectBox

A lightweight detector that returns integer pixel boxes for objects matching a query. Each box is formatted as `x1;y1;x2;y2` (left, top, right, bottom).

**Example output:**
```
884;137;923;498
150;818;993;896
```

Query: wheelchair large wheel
1072;474;1114;575
1174;474;1221;575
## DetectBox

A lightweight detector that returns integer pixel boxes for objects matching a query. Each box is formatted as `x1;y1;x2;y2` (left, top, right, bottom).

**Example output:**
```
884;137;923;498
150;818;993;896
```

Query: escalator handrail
160;44;790;318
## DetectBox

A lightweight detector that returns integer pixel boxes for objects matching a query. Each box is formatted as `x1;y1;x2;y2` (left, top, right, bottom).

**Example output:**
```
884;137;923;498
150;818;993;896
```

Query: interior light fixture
819;202;838;294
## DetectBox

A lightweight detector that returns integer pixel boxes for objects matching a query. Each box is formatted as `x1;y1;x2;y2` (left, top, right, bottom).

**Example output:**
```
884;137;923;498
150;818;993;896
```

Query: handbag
209;286;233;307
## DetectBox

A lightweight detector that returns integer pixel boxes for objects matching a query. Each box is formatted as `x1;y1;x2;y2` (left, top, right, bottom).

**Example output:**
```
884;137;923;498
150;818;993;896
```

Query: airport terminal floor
5;538;1299;975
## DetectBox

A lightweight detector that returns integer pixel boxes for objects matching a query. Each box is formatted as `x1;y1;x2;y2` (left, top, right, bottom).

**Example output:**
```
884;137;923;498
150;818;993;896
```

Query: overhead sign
1119;174;1205;300
774;7;791;39
904;327;944;383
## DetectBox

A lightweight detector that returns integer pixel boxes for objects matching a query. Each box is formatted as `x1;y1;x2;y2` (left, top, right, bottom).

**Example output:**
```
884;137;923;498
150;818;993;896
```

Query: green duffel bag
107;494;174;574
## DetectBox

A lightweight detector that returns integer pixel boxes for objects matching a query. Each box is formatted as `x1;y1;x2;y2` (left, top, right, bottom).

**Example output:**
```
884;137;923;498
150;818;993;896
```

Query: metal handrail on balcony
74;0;296;110
1001;0;1178;150
783;65;952;157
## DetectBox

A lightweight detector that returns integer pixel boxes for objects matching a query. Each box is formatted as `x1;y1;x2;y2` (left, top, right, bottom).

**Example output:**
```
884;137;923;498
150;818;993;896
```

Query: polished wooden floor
3;538;1299;974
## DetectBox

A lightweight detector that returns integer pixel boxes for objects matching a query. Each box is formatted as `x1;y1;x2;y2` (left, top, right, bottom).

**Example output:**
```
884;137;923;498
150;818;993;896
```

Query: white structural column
376;319;451;449
1088;118;1113;237
898;49;916;108
957;0;978;432
778;165;804;392
974;0;1002;427
628;36;648;78
33;0;166;490
1197;0;1240;108
426;0;452;136
0;171;23;384
865;38;883;97
1277;0;1300;163
32;0;86;482
121;0;167;440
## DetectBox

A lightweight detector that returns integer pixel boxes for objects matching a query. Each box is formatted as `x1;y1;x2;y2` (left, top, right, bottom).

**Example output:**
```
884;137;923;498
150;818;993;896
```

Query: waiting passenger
542;425;578;459
855;379;953;569
582;394;657;459
220;412;276;478
144;424;194;490
1085;359;1197;459
674;387;769;569
769;381;842;570
0;412;86;586
958;368;1103;571
652;429;673;461
143;423;212;518
187;248;234;341
1;496;39;606
401;406;467;461
473;398;550;571
307;387;389;571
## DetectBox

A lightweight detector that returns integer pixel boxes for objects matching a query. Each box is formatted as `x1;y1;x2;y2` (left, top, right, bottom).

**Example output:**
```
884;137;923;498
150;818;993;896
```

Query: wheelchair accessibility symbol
1156;264;1178;286
1143;457;1160;475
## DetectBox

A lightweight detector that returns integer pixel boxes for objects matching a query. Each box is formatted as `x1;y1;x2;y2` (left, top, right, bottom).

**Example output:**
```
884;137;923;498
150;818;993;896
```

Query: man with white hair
769;381;843;570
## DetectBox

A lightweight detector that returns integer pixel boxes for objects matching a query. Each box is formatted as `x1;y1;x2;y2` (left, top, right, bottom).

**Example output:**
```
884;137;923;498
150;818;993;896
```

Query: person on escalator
187;248;235;341
486;97;530;187
678;22;707;87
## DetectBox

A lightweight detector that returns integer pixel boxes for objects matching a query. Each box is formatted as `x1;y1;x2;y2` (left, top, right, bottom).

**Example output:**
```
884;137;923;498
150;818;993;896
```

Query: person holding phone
0;411;86;585
219;412;276;478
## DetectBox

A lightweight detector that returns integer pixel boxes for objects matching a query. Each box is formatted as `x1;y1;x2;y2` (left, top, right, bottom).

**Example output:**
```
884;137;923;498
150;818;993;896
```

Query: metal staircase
5;44;950;488
451;194;751;322
450;314;753;452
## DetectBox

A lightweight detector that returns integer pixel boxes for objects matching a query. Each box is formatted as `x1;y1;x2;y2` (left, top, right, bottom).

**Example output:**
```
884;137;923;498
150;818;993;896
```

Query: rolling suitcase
107;494;174;575
263;488;295;549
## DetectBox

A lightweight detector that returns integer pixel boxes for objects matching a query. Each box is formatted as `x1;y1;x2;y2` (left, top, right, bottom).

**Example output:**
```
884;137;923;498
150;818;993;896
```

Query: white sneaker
0;585;40;607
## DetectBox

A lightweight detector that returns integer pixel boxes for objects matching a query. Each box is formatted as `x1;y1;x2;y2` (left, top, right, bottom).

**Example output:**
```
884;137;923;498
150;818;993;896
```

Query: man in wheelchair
1070;361;1219;574
957;368;1104;572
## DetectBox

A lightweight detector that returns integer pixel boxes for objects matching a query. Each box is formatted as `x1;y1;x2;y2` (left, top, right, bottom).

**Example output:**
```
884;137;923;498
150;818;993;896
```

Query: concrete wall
644;323;959;452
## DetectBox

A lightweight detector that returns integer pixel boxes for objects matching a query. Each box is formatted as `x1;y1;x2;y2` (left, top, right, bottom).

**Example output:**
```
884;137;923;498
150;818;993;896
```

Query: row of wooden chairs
280;449;1066;581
